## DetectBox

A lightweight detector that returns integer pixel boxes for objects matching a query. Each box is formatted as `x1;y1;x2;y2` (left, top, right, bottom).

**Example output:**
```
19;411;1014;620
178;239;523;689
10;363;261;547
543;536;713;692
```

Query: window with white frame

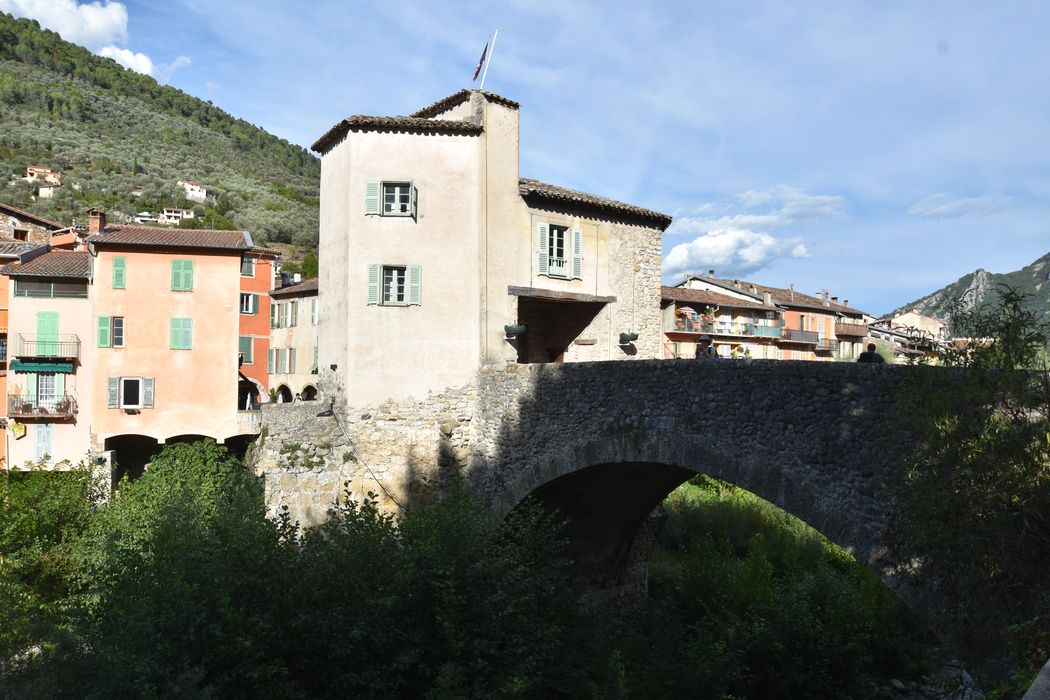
240;293;258;315
112;317;125;348
288;300;298;327
366;264;421;306
107;376;155;409
383;266;406;304
548;225;567;277
311;298;318;325
382;182;412;216
535;222;583;280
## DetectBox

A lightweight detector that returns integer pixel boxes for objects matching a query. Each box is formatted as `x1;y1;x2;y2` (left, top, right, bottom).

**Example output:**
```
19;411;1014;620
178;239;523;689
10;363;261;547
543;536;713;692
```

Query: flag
472;40;489;81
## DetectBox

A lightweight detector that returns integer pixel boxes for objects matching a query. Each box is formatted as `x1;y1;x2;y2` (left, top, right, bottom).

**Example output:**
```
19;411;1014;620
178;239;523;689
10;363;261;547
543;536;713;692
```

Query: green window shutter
98;316;111;348
171;260;194;290
183;319;193;349
171;260;180;290
572;226;583;279
268;349;274;374
408;265;422;306
365;181;380;215
239;336;253;363
185;261;194;290
270;301;278;328
107;377;119;408
36;311;58;355
28;374;36;405
169;318;192;349
113;257;126;288
169;318;178;349
289;347;296;373
251;294;259;314
142;378;154;408
55;373;64;398
536;223;549;276
410;184;419;220
366;264;380;305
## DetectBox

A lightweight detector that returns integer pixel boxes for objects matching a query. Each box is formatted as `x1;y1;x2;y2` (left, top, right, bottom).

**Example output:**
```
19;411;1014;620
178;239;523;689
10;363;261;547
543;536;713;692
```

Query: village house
36;183;60;199
177;179;207;203
669;272;871;361
268;277;319;402
0;202;65;244
158;208;195;225
238;245;279;410
661;285;782;359
313;89;672;406
24;166;61;185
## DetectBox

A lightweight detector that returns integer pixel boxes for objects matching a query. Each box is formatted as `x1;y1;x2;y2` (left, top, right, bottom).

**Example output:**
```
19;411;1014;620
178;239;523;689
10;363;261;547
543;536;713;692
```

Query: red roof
89;225;249;251
519;178;672;230
1;250;91;278
661;286;772;311
411;89;520;118
0;201;64;230
270;278;318;299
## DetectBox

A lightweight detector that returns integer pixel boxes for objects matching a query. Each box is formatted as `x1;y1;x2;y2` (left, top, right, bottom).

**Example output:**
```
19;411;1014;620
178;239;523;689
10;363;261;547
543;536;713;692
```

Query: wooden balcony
835;322;869;337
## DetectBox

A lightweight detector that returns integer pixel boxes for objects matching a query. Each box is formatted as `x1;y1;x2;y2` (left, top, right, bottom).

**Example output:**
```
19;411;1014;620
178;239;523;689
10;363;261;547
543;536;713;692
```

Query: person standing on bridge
695;335;718;360
856;343;885;364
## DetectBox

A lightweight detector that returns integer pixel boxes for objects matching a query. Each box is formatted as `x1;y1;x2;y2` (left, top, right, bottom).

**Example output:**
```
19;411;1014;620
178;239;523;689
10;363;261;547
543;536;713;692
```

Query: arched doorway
105;434;161;486
275;384;293;403
301;385;317;401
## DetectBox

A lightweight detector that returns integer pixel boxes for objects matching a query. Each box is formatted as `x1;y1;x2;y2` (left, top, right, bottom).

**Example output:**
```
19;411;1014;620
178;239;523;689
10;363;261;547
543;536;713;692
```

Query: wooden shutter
365;181;380;214
572;226;583;279
183;319;193;349
184;261;194;290
267;349;274;374
270;300;278;328
113;257;126;288
536;223;549;276
98;316;111;348
36;312;58;356
239;336;253;363
169;318;179;349
27;374;36;406
251;294;259;314
108;377;119;408
367;264;380;305
142;377;154;408
55;373;64;399
408;266;422;306
289;347;296;373
410;184;419;220
171;260;179;290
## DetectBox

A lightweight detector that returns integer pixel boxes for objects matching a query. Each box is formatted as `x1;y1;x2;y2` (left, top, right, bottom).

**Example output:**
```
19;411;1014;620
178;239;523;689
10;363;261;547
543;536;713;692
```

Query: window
240;293;259;315
112;257;126;289
365;181;418;218
270;301;279;329
108;376;155;409
267;348;275;374
278;348;287;373
14;229;28;241
0;335;6;362
239;336;254;364
169;317;193;350
171;259;194;291
14;280;88;298
288;347;296;373
367;264;421;306
311;345;318;373
98;316;125;348
35;424;52;461
535;223;583;280
241;257;256;277
311;298;318;325
288;300;298;327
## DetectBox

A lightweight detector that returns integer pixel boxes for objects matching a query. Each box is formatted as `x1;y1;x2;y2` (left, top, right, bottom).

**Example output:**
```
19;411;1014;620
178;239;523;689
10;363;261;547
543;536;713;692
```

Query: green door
36;312;58;357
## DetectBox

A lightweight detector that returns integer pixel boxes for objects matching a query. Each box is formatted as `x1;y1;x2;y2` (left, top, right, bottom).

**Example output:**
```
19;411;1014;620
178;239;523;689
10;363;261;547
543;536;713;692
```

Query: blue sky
4;0;1049;315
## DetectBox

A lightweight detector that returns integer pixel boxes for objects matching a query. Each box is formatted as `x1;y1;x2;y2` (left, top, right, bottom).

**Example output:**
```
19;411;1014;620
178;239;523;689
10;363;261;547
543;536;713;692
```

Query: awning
507;285;616;304
10;359;74;373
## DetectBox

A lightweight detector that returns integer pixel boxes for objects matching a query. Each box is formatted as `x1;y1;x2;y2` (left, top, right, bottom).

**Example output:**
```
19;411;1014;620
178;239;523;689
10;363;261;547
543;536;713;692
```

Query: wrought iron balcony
665;319;783;338
8;394;77;419
835;322;869;337
16;334;81;360
781;328;819;344
816;338;840;353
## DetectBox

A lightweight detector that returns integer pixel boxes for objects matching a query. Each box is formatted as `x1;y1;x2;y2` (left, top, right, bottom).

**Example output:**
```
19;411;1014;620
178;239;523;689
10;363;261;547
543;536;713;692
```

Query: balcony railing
8;394;77;419
781;328;819;344
547;257;568;277
16;334;81;360
835;322;869;337
665;319;783;338
816;338;840;353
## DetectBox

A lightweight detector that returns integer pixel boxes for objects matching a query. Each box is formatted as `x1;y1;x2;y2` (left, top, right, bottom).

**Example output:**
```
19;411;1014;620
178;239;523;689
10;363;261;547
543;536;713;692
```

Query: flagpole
478;30;498;91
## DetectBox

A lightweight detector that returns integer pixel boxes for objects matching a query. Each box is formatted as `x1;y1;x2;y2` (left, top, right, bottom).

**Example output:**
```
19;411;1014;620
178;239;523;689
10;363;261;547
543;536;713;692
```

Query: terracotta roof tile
411;89;520;118
0;201;64;230
691;276;867;315
312;116;482;154
248;246;281;258
89;225;249;251
1;250;91;278
0;239;43;257
519;178;673;230
661;286;772;311
270;278;318;298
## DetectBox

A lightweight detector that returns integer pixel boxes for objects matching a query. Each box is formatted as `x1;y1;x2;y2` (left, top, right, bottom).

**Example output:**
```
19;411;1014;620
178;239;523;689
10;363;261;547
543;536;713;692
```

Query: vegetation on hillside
0;12;320;247
898;285;1050;696
0;440;931;697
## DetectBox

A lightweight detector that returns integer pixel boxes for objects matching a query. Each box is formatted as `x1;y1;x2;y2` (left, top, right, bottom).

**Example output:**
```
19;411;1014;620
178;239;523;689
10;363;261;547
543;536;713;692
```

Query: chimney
733;279;741;289
763;291;773;305
750;284;757;294
831;296;838;303
88;208;106;234
843;299;849;307
708;269;715;278
293;272;302;283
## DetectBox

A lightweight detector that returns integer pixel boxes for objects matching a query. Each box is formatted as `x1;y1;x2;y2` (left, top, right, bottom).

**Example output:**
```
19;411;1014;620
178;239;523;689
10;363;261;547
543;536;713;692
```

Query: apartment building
238;247;278;406
268;278;318;402
314;89;672;406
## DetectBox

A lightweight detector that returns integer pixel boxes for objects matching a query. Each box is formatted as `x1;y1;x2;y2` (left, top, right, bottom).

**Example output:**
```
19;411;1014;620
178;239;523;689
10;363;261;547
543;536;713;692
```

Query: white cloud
99;44;153;75
663;228;809;279
0;0;128;50
907;194;1011;219
156;55;192;83
671;185;846;236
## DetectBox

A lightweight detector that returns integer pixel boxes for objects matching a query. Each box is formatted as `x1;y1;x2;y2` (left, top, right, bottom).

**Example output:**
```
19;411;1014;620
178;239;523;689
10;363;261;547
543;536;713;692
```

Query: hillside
0;12;319;247
889;250;1050;328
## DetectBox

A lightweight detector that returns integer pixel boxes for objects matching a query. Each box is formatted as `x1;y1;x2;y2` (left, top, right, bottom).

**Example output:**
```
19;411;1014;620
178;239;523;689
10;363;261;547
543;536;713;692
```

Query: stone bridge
250;359;930;598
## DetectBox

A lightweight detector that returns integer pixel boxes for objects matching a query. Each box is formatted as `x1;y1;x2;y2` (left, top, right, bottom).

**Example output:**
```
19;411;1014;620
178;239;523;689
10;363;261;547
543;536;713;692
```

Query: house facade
24;166;61;185
314;89;671;407
668;272;870;361
158;208;195;225
0;202;64;245
268;278;319;402
177;179;207;203
238;247;278;404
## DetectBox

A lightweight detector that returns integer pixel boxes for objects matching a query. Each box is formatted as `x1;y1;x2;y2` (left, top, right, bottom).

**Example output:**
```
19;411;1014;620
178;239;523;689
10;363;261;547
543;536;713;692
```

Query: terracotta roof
692;276;866;315
312;116;482;154
270;278;318;299
0;201;64;230
661;286;772;311
89;225;249;251
411;89;520;118
248;246;281;258
0;239;43;257
1;250;91;278
519;178;673;230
